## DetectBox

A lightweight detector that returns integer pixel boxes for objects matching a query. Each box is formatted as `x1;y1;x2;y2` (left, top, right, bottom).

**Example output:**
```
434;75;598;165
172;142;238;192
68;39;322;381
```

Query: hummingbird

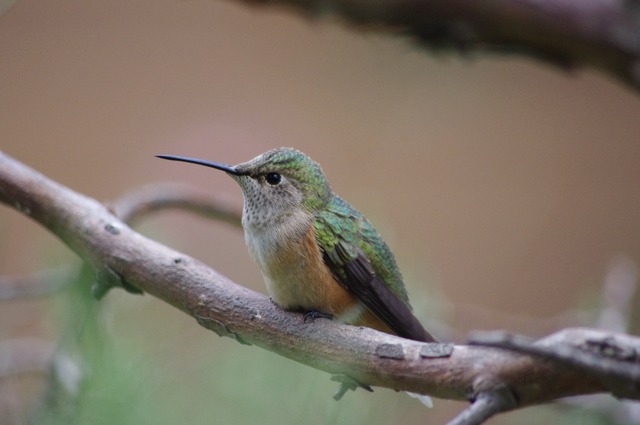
157;148;437;343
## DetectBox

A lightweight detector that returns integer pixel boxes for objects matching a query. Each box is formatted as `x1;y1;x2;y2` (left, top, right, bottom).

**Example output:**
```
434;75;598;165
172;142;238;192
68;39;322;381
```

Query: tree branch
0;268;74;300
0;339;54;378
1;150;639;424
447;386;518;425
110;183;241;227
242;0;640;92
470;329;640;400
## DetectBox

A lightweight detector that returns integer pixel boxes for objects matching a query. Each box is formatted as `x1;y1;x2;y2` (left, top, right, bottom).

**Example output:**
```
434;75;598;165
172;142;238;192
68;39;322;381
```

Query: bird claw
303;310;333;323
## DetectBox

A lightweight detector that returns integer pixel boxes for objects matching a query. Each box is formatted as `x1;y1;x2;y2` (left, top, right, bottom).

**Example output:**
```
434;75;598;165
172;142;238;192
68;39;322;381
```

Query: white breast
243;209;318;308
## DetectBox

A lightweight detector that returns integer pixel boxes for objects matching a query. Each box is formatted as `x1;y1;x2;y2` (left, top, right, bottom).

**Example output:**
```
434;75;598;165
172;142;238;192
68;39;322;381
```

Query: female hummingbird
157;148;436;343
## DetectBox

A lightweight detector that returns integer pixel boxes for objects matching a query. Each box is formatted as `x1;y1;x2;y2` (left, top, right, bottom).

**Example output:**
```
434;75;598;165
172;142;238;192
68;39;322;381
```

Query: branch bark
242;0;640;92
1;150;639;424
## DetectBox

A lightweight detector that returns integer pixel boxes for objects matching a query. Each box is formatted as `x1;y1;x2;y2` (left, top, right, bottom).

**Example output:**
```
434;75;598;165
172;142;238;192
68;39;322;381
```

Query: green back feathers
314;195;409;304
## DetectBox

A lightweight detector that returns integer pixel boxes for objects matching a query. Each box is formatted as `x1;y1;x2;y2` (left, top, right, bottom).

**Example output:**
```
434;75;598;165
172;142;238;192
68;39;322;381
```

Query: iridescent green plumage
314;195;409;304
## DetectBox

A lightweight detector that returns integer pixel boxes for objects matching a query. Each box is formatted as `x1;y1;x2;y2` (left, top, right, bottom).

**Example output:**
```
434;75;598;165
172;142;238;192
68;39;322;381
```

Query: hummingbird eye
265;172;281;186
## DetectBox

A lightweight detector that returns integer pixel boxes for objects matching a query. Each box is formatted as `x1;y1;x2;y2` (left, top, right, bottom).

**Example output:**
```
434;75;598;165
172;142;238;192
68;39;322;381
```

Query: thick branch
0;150;638;422
243;0;640;92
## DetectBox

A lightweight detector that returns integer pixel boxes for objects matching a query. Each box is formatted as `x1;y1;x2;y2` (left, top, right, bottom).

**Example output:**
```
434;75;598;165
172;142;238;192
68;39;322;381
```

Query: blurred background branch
111;183;242;227
0;269;74;300
241;0;640;92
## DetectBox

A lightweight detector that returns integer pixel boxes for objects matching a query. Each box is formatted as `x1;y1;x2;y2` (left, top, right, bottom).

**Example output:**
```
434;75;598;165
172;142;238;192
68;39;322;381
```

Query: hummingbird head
157;148;332;228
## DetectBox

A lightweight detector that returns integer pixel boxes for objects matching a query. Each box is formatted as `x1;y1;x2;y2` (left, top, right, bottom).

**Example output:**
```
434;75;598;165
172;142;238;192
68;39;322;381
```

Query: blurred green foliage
20;265;634;425
30;270;422;425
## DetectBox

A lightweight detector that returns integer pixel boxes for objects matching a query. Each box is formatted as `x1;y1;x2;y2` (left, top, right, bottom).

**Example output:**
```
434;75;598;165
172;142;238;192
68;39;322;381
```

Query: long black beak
156;154;242;176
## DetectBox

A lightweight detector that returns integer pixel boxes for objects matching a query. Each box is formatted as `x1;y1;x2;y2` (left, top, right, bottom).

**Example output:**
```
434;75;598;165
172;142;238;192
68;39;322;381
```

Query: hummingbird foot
303;310;333;323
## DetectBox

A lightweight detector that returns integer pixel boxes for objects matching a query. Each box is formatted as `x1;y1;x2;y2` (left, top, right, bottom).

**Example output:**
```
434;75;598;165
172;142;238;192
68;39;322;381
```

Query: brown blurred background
1;0;640;424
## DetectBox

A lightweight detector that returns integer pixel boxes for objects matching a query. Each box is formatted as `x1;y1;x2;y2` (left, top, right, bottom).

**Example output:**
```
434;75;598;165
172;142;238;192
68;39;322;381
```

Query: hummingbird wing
314;198;437;343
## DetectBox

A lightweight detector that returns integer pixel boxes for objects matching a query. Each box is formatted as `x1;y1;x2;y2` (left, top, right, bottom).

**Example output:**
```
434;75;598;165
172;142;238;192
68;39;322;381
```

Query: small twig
597;255;638;333
469;329;640;400
111;182;241;226
447;387;518;425
331;374;373;400
0;338;54;378
0;268;75;300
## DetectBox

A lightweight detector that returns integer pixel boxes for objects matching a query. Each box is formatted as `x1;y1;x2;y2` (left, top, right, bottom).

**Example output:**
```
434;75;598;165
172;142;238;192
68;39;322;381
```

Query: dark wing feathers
335;247;437;342
315;202;437;343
